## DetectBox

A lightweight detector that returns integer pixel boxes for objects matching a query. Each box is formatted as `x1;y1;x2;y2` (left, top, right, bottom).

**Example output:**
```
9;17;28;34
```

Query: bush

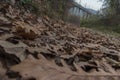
19;0;39;13
80;15;120;35
19;0;69;19
67;14;80;26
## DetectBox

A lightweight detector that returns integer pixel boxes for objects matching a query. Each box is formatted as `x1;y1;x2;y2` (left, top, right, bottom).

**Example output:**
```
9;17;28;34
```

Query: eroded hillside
0;1;120;80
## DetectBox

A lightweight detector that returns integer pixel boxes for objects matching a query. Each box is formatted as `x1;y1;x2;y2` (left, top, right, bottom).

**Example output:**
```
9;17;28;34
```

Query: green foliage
80;15;102;26
40;0;70;19
80;15;120;36
95;0;120;30
103;0;120;15
19;0;39;13
79;0;120;35
20;0;32;4
16;0;73;19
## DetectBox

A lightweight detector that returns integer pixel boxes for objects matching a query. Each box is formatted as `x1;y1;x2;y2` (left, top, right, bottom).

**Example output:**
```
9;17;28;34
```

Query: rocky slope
0;1;120;80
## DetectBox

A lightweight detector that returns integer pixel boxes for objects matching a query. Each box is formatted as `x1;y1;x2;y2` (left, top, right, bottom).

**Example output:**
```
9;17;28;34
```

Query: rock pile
0;1;120;80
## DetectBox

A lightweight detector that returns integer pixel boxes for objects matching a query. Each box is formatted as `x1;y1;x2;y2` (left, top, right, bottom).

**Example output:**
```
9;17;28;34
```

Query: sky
75;0;103;10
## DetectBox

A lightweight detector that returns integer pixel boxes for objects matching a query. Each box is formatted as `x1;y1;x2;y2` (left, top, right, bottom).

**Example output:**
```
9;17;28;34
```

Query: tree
102;0;120;15
99;0;120;26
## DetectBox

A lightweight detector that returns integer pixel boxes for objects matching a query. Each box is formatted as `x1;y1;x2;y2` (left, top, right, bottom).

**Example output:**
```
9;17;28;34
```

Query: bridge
66;1;96;25
67;1;96;18
71;1;93;15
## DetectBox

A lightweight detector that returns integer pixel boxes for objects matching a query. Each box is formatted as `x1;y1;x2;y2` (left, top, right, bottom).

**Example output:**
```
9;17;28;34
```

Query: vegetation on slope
80;0;120;37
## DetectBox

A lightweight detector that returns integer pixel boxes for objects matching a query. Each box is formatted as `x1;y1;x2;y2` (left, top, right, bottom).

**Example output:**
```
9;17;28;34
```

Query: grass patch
81;25;120;37
80;15;120;37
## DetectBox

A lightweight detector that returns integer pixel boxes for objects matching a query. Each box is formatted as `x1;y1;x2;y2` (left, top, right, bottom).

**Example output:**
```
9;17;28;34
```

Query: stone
0;40;27;67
